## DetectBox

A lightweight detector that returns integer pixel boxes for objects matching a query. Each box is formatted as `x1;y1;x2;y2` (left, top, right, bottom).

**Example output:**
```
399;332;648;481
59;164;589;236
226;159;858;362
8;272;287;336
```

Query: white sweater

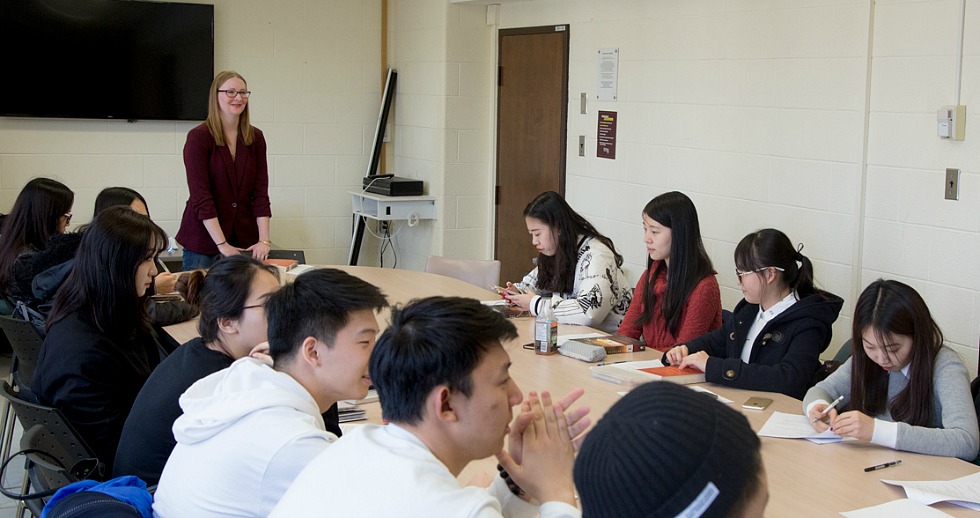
516;236;632;333
270;423;580;518
152;358;337;518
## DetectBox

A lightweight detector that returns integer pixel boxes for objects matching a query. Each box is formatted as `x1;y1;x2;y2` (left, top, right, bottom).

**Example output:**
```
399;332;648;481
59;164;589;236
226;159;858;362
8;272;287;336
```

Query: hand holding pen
808;395;844;431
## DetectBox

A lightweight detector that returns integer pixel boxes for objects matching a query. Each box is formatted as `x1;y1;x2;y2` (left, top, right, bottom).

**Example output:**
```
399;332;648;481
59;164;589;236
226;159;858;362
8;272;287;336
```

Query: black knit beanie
574;382;761;518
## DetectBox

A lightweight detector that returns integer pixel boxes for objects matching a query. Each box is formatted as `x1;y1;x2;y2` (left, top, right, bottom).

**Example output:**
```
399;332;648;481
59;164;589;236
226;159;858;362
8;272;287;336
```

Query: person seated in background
89;187;200;330
113;255;279;485
271;296;590;518
503;191;632;333
664;228;843;399
574;381;768;518
0;177;76;307
152;268;388;518
805;279;979;460
32;206;168;477
617;191;722;351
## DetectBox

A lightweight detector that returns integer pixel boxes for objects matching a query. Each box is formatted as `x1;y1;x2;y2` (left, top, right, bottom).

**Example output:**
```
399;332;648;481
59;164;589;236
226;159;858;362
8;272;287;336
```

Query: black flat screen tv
0;0;214;121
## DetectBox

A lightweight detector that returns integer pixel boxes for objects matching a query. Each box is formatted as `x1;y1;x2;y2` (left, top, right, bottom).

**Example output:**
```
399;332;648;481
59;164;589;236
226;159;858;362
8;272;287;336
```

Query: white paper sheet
688;386;733;404
757;411;842;442
882;472;980;508
839;498;953;517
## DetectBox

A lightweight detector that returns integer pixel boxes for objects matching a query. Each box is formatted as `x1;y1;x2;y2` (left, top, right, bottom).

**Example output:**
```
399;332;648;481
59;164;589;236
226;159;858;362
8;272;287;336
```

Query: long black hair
733;228;826;301
523;191;622;294
850;279;941;426
0;178;74;293
47;206;167;349
638;192;714;336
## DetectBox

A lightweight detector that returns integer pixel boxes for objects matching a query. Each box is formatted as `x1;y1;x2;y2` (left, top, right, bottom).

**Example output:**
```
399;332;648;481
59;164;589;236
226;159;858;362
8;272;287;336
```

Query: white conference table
164;265;980;517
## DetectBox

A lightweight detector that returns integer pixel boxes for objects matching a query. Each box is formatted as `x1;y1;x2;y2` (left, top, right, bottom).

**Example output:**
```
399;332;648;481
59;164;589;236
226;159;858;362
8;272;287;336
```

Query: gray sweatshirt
803;347;979;460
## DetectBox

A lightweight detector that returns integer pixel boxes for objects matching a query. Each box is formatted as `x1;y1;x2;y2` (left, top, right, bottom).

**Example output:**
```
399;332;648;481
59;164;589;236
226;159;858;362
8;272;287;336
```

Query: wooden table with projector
163;266;980;517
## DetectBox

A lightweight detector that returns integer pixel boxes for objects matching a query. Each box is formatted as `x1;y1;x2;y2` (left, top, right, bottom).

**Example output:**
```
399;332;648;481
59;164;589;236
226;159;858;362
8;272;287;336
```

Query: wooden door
495;25;569;285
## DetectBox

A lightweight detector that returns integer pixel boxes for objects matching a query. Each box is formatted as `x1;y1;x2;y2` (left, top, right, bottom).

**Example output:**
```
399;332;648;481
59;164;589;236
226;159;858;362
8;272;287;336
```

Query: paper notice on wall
597;48;618;101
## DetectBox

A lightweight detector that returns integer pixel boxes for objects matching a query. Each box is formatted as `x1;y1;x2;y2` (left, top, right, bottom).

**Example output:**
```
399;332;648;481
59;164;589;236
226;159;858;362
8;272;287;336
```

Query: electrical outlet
945;168;960;201
379;221;390;233
579;136;586;157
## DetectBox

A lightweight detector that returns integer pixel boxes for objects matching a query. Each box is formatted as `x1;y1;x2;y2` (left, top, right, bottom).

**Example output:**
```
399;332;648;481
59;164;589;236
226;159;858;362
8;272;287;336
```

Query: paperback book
563;334;645;354
591;360;705;387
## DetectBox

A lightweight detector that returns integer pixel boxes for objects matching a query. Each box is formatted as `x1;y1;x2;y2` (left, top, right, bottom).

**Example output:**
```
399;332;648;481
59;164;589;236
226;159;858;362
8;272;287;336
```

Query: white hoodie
152;357;336;518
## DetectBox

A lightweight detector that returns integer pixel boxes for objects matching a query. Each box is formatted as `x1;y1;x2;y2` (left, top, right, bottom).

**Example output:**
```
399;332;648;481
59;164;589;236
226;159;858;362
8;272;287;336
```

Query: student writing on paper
664;229;843;399
271;296;591;518
804;279;979;460
502;191;632;333
575;382;768;518
616;191;722;351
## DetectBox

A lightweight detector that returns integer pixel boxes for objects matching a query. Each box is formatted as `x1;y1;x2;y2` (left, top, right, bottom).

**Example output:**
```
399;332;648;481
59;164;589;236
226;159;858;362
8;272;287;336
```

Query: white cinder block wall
0;0;383;267
494;0;979;372
1;0;977;372
385;0;496;270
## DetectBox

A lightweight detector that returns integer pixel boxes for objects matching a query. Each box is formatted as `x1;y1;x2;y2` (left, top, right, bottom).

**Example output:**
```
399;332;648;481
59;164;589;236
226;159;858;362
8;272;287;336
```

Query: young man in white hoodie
271;296;588;518
151;268;387;518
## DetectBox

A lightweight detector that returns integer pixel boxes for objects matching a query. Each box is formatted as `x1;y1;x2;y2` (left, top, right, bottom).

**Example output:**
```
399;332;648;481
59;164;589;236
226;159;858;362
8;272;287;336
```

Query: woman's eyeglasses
734;266;785;280
218;89;251;99
62;212;73;224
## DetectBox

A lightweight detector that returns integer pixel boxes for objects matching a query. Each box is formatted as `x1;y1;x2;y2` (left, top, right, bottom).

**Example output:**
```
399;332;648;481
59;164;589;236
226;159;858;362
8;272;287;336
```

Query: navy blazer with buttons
664;292;844;399
176;124;271;256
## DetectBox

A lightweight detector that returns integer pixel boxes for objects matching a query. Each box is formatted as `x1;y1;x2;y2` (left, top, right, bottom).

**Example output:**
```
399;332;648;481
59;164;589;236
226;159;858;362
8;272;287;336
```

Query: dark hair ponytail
733;228;825;300
523;191;623;294
637;192;714;336
194;255;278;346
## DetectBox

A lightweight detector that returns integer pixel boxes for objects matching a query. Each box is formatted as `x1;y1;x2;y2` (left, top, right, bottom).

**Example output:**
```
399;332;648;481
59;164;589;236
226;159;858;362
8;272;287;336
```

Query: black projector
362;175;424;196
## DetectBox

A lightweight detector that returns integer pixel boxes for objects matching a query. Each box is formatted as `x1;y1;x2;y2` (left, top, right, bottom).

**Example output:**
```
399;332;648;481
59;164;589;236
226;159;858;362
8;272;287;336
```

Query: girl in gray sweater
803;279;979;460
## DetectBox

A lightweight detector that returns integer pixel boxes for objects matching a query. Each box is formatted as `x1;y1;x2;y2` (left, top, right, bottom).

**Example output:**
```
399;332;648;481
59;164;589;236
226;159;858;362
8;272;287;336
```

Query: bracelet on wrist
215;240;227;247
496;463;525;497
259;240;271;246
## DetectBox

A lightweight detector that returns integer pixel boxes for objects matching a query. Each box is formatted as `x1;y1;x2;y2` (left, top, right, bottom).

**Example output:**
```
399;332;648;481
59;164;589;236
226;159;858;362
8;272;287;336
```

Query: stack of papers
757;411;843;444
338;401;366;423
881;472;980;510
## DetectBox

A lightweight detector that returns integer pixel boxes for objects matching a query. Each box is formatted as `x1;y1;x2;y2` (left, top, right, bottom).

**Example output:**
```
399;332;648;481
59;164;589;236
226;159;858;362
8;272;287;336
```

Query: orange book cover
637;365;705;384
263;258;299;270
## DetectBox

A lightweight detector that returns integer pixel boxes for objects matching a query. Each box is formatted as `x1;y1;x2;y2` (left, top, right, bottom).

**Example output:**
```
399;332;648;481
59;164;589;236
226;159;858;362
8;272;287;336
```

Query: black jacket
32;312;162;478
9;233;81;307
667;292;844;399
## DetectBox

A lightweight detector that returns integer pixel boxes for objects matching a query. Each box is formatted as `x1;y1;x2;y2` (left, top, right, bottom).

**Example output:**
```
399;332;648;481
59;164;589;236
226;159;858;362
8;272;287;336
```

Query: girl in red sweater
617;192;722;351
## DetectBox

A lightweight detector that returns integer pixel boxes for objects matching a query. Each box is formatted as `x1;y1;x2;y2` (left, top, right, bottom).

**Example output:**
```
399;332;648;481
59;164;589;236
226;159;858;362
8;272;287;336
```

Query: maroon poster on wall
597;110;616;159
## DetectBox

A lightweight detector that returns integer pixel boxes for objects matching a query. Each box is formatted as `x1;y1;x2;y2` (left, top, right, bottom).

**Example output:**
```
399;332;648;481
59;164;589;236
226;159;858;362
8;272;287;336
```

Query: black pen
596;360;627;367
864;460;901;472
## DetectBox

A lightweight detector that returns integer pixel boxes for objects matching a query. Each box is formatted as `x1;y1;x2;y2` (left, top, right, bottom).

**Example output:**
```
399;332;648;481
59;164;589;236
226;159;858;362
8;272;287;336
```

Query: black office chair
832;338;853;363
0;382;102;516
266;249;306;264
0;314;44;391
0;313;46;488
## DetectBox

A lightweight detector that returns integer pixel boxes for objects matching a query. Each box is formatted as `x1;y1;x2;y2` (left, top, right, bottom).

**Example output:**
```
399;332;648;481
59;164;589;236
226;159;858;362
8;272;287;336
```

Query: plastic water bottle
535;301;558;355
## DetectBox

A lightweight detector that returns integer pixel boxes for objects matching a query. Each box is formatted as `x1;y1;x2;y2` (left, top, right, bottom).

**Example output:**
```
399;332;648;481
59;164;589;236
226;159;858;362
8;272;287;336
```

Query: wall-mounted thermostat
938;105;966;140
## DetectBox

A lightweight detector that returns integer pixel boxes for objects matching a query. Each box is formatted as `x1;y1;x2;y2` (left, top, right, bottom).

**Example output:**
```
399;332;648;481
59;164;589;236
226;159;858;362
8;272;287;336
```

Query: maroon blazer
176;124;271;255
